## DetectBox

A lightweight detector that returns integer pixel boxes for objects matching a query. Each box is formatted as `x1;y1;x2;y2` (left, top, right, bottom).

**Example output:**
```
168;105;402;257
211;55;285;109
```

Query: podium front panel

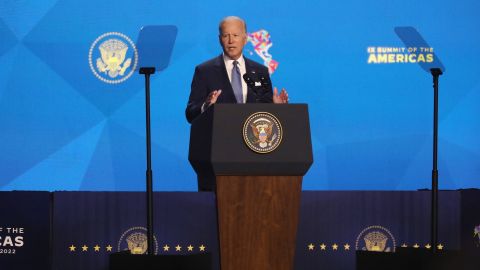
189;103;313;179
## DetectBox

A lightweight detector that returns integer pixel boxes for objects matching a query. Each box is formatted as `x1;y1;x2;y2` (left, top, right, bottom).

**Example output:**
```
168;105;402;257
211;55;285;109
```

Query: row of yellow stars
69;244;207;252
306;243;444;251
161;244;207;252
69;245;113;252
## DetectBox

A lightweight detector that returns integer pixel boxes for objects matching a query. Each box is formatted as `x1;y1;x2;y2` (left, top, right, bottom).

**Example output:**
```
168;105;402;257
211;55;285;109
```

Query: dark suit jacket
185;55;273;123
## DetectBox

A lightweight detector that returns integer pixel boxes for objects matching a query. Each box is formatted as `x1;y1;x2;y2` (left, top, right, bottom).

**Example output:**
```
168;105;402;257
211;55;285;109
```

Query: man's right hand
205;89;222;106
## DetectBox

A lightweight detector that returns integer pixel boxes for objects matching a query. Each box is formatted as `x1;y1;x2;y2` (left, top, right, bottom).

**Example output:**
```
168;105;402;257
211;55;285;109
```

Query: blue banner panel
51;192;218;270
49;191;465;270
0;191;51;270
294;191;461;270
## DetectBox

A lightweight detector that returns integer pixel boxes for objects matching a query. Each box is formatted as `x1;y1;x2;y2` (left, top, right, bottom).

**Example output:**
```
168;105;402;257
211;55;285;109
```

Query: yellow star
69;245;76;252
199;245;206;252
106;245;113;252
82;245;88;252
413;244;419;248
320;243;326;250
94;245;100;252
307;243;315;250
163;245;170;252
437;244;444;250
187;245;194;252
332;244;338;251
401;243;408;248
175;245;182;252
425;244;431;249
344;244;350;251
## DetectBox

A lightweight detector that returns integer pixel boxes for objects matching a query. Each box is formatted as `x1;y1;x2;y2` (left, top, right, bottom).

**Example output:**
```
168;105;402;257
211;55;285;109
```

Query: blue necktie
231;60;243;103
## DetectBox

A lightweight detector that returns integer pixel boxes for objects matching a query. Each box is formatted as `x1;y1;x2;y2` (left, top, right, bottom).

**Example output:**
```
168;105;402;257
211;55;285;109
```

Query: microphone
258;73;271;88
243;72;256;88
243;70;271;102
243;71;271;88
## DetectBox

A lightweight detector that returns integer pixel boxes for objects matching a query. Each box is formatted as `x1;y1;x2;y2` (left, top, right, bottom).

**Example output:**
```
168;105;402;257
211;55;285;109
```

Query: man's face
219;19;247;60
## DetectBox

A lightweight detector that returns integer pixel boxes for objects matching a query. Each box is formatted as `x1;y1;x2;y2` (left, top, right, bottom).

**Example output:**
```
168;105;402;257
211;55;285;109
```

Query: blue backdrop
1;0;478;191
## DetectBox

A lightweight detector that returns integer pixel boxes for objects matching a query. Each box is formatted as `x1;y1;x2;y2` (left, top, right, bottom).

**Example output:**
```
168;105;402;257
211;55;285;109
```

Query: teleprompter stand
357;69;478;269
140;66;155;256
109;26;211;270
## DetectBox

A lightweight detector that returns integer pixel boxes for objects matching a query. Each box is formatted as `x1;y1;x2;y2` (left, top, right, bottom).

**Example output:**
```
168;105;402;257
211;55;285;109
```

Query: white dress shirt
201;54;249;113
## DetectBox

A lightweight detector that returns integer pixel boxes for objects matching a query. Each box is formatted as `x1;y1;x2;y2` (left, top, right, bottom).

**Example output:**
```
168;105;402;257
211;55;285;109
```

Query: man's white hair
218;16;247;34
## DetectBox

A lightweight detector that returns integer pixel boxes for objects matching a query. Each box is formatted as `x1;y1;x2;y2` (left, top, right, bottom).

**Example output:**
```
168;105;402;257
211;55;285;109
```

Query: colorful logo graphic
117;227;158;255
243;112;282;154
355;225;396;252
89;32;138;84
247;30;278;74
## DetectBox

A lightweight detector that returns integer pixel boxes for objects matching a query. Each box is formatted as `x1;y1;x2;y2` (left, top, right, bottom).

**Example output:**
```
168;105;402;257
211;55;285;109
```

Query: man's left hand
273;87;289;104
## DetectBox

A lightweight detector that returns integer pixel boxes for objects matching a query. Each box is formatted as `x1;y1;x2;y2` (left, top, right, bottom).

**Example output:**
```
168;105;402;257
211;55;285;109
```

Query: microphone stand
140;67;156;255
430;67;443;254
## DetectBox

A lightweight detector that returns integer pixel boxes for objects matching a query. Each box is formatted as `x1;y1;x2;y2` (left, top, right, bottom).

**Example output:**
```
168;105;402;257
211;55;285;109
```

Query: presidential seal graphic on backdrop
117;227;158;254
89;32;138;84
243;112;282;153
355;225;396;252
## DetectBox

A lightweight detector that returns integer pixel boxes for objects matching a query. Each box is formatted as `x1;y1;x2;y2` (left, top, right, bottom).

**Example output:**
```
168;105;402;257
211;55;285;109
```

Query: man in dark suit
185;16;288;123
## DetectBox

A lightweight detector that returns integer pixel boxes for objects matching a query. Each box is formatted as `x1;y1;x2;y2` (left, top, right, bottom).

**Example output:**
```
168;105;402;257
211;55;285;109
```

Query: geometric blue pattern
0;0;58;39
0;18;18;99
2;120;106;190
0;0;479;191
0;18;17;57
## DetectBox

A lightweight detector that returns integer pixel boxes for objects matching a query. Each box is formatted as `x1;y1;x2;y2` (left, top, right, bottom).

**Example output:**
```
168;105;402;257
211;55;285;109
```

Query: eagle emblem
96;39;131;78
126;232;147;254
117;227;158;255
355;225;396;252
243;112;282;153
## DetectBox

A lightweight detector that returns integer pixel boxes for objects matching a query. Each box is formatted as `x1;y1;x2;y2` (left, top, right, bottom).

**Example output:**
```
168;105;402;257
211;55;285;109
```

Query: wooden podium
189;104;313;270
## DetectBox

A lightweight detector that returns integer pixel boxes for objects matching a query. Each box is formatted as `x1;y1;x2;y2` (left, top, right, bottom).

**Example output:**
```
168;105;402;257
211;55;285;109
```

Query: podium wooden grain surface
216;176;303;270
